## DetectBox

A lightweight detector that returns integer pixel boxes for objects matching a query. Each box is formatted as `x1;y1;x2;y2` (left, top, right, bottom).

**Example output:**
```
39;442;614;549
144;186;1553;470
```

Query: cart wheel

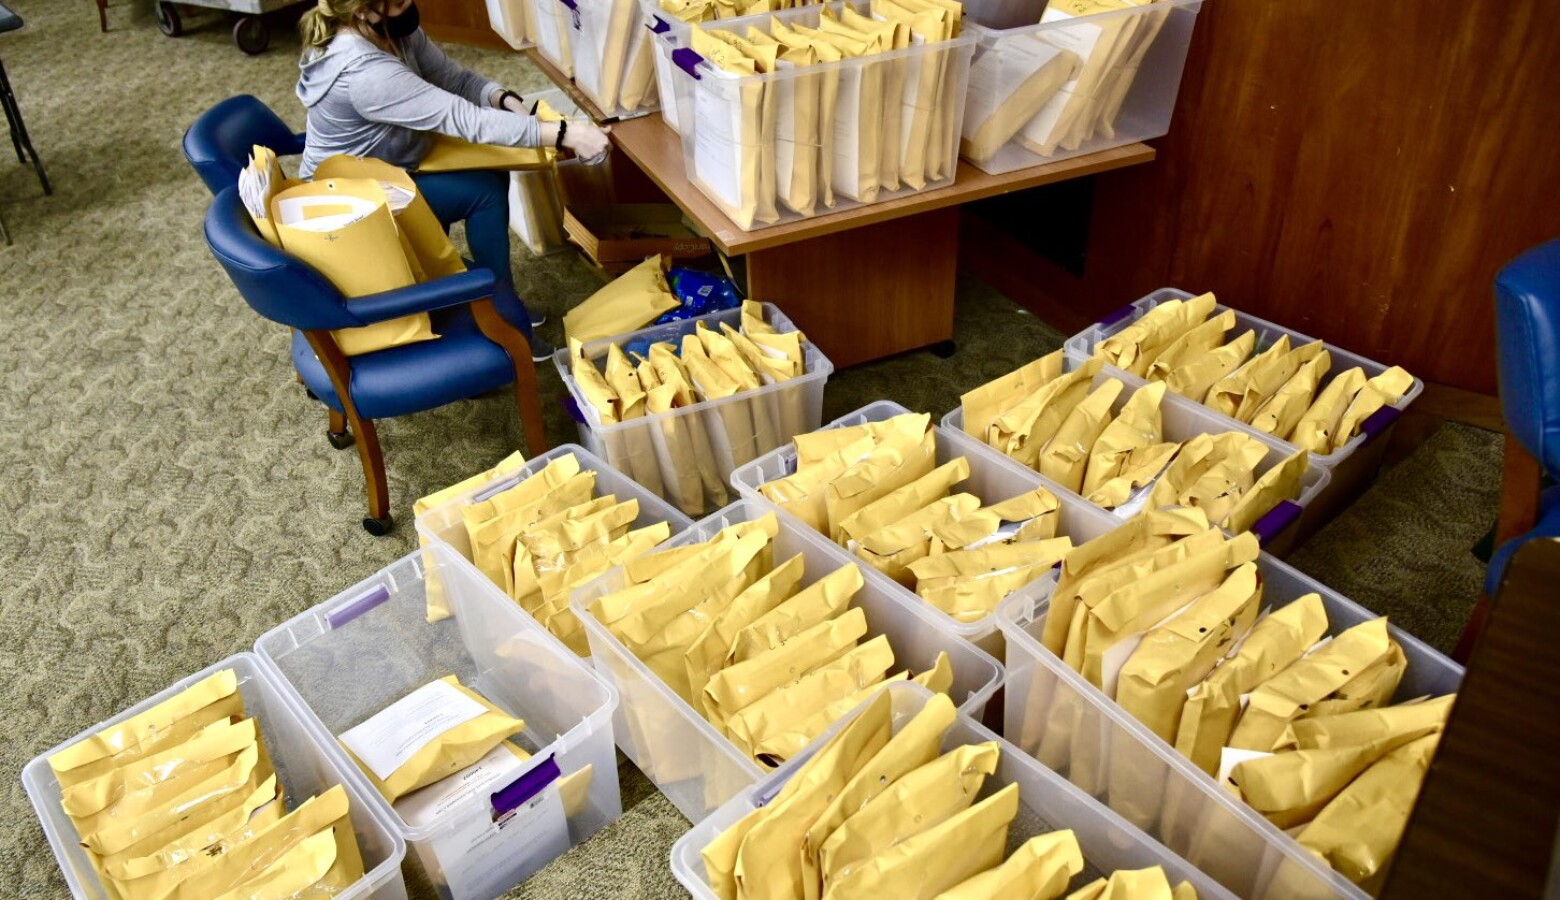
233;15;270;54
155;2;183;36
929;340;957;359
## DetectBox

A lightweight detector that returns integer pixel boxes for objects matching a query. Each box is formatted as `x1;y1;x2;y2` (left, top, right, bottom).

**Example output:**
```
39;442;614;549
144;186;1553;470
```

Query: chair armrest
346;269;497;325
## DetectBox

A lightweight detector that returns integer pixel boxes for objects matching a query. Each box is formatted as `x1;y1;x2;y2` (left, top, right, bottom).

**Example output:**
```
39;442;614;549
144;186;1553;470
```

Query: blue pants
411;169;536;340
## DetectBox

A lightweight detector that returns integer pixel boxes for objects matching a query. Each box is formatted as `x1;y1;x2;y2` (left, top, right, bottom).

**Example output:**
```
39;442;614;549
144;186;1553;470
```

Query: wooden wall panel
1011;0;1560;394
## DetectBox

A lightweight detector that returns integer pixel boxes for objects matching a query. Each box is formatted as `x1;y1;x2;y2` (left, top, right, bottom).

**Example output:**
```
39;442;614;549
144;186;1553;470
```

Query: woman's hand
563;121;611;162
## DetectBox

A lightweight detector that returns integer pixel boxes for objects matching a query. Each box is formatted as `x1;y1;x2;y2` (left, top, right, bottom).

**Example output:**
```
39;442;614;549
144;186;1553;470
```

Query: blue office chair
1456;238;1560;659
186;96;546;535
183;94;305;195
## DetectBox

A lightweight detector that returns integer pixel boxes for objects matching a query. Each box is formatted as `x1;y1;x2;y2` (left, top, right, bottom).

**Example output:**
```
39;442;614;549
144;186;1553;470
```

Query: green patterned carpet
0;1;1501;896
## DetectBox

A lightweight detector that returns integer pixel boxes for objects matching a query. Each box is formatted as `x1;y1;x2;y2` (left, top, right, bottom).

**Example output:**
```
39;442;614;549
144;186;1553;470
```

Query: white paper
275;194;379;231
430;777;570;899
339;680;488;780
395;743;531;829
830;65;868;201
534;0;571;71
1216;746;1272;796
962;34;1064;144
1017;11;1103;152
692;70;747;213
1099;594;1200;698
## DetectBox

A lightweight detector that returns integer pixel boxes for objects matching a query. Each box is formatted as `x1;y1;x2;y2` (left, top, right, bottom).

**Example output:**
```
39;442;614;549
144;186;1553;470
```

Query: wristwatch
555;119;568;151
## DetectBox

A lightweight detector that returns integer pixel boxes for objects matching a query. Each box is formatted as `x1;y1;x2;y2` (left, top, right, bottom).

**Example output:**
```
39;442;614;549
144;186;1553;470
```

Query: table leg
745;207;959;368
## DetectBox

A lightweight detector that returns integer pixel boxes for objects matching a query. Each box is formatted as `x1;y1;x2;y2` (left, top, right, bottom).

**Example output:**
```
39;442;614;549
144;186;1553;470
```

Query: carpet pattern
0;1;1501;896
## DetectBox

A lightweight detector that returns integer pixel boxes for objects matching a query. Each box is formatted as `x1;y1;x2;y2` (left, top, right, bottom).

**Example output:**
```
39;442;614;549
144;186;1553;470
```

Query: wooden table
526;49;1157;367
1384;538;1560;898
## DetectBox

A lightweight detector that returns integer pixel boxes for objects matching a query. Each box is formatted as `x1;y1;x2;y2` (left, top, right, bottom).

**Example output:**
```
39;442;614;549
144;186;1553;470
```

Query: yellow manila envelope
1307;639;1406;719
801;21;883;204
604;343;668;496
1084;382;1180;509
1209;336;1324;421
818;741;999;885
1284;694;1454;752
563;255;679;343
774;20;844;208
1174;593;1329;775
1087;0;1169;142
1232;726;1437;829
1289;366;1367;455
843;7;908;195
688;25;771;228
1145;306;1234;381
1146;431;1269;527
1065;865;1186;900
314;154;466;279
76;744;267;858
1332;366;1414;452
770;43;823;215
934;831;1084;900
1248;350;1331;440
724;692;893;900
1296;733;1439;884
575;0;640;112
684;553;807;696
704;607;869;725
1116;563;1262;742
650;343;730;509
730;562;862;662
960;351;1066;444
989;360;1103;467
1038;377;1124;492
416;451;527;623
1041;507;1210;655
271;177;439;356
728;637;896;764
709;29;783;225
62;718;257;820
1164;330;1255;403
1229;617;1393;752
824;783;1019;899
103;775;282;891
875;1;947;189
838;456;970;544
416;133;554;172
1223;449;1308;535
855;494;982;584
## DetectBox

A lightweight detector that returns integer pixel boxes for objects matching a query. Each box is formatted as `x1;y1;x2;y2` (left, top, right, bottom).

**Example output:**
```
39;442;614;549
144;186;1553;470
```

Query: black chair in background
0;0;51;245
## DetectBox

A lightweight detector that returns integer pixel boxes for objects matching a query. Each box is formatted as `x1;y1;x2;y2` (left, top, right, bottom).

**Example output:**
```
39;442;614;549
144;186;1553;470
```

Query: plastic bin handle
562;394;587;426
672;47;705;79
648;14;670;33
1098;303;1139;329
326;585;390;629
1358;405;1402;446
1251;500;1303;545
491;755;561;818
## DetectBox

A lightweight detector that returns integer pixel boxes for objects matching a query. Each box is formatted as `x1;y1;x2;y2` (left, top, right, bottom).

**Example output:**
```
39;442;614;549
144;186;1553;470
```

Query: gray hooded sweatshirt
295;29;541;178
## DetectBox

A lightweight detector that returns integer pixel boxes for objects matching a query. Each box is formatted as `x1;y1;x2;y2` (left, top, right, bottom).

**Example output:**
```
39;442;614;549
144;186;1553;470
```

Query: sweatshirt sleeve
346;53;541;148
404;31;501;107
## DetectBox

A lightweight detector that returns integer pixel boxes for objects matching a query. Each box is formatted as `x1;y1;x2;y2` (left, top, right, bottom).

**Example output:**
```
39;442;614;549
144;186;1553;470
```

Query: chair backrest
184;95;306;195
1496;238;1560;477
204;186;368;332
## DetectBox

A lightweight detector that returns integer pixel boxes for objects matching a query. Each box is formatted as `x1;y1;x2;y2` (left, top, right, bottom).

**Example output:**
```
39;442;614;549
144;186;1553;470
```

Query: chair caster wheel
362;514;394;536
327;429;355;450
929;340;957;359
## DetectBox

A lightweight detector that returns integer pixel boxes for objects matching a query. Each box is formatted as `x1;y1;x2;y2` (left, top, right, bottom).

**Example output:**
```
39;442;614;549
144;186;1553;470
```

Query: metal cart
153;0;304;55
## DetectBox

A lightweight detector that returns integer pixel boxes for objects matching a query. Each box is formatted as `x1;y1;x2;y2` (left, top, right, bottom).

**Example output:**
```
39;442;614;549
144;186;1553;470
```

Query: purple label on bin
672;47;705;79
491;755;561;818
1098;304;1138;329
563;394;586;425
649;14;670;32
1252;500;1303;545
326;584;390;629
1358;405;1401;445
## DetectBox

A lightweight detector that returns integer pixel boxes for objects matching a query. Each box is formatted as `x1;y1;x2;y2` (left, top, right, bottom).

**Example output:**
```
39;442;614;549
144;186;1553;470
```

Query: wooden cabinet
420;0;508;49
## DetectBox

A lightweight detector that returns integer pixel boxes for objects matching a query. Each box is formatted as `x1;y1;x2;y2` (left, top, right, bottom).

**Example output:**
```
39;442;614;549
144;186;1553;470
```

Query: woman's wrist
538;121;561;149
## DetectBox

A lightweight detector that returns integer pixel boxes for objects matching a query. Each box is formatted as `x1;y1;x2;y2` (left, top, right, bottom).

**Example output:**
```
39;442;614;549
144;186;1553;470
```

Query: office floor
0;2;1503;897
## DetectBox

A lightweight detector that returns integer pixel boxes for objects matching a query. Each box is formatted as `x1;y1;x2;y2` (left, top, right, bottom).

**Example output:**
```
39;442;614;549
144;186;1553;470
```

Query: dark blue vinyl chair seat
1485;238;1560;596
290;309;518;419
183;95;306;196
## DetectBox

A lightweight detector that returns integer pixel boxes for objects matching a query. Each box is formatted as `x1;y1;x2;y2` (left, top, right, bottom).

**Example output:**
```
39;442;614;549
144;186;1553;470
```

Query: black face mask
369;2;419;40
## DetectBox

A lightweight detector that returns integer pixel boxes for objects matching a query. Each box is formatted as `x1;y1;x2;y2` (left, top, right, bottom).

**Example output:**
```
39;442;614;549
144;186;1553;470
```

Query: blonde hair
299;0;388;48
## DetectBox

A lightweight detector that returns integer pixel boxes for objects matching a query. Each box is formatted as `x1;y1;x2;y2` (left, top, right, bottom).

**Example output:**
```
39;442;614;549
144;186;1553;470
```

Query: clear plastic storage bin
960;0;1204;174
532;0;575;76
731;400;1123;658
940;372;1333;558
672;681;1239;900
1063;287;1424;540
563;0;662;119
667;0;978;230
570;500;1004;823
996;550;1463;900
639;0;787;135
23;654;409;900
255;548;621;900
485;0;534;49
413;444;695;591
553;302;834;518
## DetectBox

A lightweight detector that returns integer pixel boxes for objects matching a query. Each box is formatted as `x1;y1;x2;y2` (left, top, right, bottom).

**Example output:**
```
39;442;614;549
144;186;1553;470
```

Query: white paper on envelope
1015;11;1104;156
962;33;1073;163
692;67;750;218
829;64;870;201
